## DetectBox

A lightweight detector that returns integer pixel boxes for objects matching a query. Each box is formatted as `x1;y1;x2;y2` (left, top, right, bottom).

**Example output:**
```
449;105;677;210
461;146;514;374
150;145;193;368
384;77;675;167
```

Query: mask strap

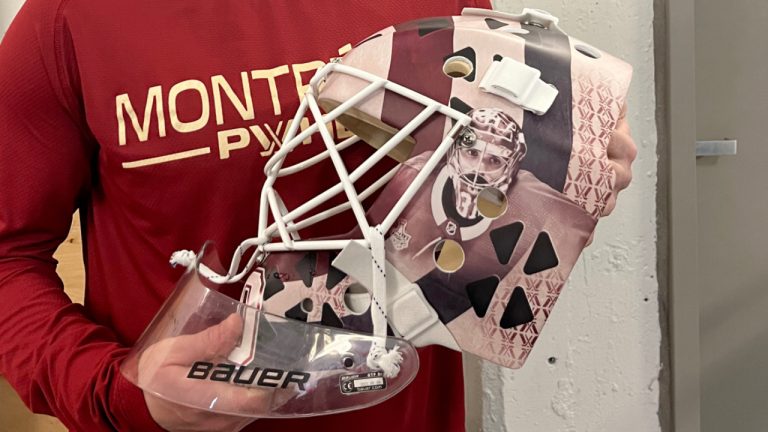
365;226;403;378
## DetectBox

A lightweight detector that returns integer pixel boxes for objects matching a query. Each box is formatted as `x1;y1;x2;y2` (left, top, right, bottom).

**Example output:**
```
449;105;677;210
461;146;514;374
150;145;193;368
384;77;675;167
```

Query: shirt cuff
110;369;166;432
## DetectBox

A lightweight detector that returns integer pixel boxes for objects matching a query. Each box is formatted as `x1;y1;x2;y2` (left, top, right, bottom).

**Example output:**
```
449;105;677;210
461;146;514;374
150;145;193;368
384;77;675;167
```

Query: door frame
664;0;700;431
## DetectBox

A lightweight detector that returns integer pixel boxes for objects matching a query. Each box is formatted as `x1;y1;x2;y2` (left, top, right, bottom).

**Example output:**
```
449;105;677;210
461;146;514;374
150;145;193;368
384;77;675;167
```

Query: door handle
695;140;737;157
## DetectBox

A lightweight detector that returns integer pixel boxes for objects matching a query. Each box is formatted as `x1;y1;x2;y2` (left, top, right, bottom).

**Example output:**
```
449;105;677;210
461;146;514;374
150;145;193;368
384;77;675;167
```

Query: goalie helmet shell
123;9;633;418
257;8;633;368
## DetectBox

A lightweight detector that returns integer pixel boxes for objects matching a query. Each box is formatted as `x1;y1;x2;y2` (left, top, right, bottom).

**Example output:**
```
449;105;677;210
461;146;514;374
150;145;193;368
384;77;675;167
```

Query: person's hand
584;104;637;246
137;314;270;432
604;103;637;216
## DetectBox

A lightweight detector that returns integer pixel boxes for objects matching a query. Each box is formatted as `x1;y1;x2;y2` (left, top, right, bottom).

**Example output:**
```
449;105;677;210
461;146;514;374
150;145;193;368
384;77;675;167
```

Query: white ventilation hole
575;44;602;59
433;239;466;273
300;297;314;314
478;187;508;219
343;282;371;315
443;56;473;79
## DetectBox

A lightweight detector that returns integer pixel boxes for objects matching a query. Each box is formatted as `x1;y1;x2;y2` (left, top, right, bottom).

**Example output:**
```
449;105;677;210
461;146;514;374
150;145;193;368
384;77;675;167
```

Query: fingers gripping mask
124;7;632;417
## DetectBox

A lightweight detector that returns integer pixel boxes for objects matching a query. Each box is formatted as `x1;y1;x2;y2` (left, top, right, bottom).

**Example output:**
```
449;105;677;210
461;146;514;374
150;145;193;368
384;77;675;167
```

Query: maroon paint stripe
381;18;456;156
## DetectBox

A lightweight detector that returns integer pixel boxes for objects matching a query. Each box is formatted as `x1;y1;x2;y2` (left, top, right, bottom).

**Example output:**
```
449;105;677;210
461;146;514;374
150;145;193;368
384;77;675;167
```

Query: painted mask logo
388;219;412;251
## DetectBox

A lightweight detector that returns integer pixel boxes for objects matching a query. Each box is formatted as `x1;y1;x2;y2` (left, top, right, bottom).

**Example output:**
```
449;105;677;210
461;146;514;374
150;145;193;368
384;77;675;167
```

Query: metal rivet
342;355;355;368
459;128;476;147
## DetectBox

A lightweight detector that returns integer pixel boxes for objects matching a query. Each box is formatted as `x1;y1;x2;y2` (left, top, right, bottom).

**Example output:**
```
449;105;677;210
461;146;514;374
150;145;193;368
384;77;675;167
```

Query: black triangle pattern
490;222;524;265
285;302;308;322
321;303;344;329
523;232;559;275
450;97;473;114
263;270;285;301
485;18;509;30
295;252;317;288
466;276;500;318
499;286;534;329
325;252;347;290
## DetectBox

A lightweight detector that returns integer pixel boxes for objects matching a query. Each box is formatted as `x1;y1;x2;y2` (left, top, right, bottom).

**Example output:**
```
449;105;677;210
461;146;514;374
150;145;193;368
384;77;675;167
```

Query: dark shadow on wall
653;0;672;431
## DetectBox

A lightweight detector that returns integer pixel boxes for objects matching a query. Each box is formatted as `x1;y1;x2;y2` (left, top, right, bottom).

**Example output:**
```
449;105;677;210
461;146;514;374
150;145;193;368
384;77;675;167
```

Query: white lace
364;226;402;378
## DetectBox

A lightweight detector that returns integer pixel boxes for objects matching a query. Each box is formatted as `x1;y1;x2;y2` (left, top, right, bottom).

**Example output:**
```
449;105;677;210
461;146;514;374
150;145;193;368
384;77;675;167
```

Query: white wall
464;1;660;431
0;0;24;40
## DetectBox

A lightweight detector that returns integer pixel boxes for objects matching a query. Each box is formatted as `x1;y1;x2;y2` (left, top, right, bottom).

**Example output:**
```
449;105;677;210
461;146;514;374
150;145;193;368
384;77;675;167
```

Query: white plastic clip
479;56;558;116
461;8;561;31
520;8;559;29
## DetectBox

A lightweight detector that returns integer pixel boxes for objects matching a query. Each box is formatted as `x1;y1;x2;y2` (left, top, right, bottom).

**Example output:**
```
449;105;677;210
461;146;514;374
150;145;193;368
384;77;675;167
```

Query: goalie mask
123;7;632;417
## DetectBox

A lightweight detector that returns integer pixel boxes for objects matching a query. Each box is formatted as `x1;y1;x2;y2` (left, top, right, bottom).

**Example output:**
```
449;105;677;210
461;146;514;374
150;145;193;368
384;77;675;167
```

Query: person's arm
0;1;164;430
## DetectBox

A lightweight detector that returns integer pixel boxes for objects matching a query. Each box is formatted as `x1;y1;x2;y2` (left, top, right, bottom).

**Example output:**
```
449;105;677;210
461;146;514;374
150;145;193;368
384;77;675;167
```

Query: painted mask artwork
123;8;632;418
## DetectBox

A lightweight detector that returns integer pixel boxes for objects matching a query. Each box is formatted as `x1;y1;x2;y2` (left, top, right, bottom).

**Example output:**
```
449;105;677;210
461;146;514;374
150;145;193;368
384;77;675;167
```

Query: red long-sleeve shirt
0;0;491;430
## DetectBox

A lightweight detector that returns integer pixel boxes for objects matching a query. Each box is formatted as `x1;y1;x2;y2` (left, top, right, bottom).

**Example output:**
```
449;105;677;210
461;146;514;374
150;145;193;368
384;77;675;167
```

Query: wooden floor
0;214;83;432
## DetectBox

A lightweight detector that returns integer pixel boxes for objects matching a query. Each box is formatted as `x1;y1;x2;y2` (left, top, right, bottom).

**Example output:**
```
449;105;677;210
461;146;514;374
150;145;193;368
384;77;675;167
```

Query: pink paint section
565;39;633;217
